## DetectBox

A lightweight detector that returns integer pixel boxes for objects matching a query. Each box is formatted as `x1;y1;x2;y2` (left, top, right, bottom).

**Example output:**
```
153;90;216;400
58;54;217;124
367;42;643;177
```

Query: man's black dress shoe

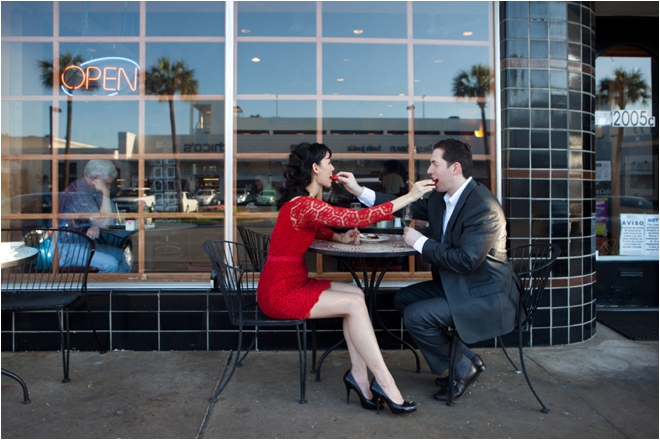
434;353;485;387
433;361;482;402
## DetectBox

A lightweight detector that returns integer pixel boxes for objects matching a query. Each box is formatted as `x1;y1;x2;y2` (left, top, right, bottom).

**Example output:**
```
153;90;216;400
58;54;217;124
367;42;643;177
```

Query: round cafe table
308;234;420;381
1;245;39;404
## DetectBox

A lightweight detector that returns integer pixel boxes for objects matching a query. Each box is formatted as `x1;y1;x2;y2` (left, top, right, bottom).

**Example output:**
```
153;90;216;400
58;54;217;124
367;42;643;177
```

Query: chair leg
497;336;521;374
2;369;30;404
517;327;550;413
446;329;459;407
237;326;258;367
297;322;307;404
310;320;318;374
314;338;345;382
210;326;244;403
58;309;71;383
85;293;108;354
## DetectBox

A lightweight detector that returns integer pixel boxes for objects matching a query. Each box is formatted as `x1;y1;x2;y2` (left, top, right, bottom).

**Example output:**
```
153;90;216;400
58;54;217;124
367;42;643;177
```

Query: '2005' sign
61;57;139;97
612;109;656;128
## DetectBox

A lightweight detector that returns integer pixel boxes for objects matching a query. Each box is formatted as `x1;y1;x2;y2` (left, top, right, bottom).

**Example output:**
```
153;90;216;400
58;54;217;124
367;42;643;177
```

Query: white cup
125;220;136;231
394;218;402;227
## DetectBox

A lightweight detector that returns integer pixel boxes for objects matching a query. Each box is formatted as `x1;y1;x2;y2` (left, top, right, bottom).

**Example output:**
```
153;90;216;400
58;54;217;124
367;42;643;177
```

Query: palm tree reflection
38;53;85;190
451;63;492;155
145;57;199;211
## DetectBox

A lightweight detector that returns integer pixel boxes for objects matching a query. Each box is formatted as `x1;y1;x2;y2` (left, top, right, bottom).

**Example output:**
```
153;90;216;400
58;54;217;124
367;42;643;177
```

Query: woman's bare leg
326;282;372;399
309;285;405;404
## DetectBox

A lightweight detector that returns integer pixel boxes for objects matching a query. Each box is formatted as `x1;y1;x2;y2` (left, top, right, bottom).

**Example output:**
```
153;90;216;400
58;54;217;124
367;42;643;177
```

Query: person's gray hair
83;160;118;179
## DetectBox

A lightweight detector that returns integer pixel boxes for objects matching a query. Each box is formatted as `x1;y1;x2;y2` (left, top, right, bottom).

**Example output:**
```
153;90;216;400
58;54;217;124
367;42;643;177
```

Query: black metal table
1;245;39;404
308;234;421;381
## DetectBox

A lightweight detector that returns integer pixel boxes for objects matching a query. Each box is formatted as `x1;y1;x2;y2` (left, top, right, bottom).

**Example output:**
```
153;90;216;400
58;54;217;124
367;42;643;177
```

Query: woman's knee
331;282;364;298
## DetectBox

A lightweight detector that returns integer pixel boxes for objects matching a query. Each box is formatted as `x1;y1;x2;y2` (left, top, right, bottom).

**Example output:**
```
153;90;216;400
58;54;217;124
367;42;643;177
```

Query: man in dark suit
340;138;518;402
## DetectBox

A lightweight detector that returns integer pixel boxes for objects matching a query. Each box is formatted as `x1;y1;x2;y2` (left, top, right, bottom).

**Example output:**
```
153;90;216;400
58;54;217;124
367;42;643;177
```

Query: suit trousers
393;280;464;375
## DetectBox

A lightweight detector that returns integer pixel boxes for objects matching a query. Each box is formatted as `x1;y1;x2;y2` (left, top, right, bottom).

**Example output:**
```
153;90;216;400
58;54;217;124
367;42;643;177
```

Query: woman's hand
336;229;360;244
407;179;435;201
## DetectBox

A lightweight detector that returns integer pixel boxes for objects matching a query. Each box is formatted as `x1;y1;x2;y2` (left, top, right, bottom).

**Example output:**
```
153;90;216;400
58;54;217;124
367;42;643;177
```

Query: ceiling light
241;29;251;34
463;31;473;36
353;29;363;34
251;57;261;62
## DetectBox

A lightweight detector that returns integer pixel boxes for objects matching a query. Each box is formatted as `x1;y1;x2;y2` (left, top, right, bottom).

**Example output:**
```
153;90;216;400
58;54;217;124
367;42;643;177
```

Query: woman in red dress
258;143;434;414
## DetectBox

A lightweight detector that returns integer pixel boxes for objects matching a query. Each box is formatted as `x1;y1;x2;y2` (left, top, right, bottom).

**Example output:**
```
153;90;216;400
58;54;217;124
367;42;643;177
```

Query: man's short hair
84;160;118;180
433;139;473;178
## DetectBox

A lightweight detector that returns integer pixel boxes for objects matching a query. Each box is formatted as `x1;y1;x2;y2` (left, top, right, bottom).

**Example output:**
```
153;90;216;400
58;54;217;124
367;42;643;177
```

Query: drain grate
597;310;659;341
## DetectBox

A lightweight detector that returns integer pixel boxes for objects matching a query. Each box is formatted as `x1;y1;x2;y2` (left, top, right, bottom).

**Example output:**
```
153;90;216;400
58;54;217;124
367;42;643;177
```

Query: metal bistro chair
237;226;322;377
237;226;270;269
203;239;309;404
445;243;560;412
1;228;96;384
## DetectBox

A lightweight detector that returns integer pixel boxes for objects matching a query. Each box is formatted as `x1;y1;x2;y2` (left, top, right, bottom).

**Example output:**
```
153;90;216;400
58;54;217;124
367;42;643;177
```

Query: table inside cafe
1;244;39;404
308;233;420;381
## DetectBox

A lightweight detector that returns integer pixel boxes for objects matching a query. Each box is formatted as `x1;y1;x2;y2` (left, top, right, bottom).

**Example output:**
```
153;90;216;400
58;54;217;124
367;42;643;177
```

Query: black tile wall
502;2;596;345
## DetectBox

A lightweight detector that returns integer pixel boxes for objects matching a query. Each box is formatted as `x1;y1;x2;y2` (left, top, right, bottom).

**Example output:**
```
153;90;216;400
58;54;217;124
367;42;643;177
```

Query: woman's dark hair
276;142;332;210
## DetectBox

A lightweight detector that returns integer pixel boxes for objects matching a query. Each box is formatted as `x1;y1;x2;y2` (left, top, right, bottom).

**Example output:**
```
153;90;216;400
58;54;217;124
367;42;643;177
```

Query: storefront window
237;1;315;37
322;2;406;39
59;2;140;37
146;1;224;37
1;2;53;37
237;42;316;94
2;1;497;282
595;49;658;257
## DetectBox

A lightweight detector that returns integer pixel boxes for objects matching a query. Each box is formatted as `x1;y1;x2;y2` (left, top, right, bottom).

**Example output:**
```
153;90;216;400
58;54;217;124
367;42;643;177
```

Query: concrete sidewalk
2;324;658;439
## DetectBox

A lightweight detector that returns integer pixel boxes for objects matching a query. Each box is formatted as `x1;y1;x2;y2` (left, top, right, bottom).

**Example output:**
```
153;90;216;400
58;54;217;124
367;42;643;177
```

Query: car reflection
112;187;156;213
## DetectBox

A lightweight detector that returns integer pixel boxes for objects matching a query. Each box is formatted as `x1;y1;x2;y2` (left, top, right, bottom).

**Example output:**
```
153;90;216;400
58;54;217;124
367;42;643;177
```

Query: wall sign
61;57;139;97
612;110;655;127
619;214;659;256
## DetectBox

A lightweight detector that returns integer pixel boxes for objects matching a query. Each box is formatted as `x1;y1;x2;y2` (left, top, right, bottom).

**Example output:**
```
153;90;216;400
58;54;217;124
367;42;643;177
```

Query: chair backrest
203;240;265;325
1;228;95;294
237;226;270;270
507;243;560;331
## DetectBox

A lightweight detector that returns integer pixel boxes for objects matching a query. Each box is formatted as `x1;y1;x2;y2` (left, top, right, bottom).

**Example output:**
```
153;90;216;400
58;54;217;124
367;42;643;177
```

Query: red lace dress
257;196;394;320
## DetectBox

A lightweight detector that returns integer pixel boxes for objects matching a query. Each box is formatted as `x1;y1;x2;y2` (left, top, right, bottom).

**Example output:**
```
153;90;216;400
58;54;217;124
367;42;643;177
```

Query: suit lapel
444;180;477;243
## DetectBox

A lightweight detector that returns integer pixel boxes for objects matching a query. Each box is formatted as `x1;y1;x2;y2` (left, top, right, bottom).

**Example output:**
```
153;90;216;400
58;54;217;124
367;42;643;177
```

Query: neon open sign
60;57;139;96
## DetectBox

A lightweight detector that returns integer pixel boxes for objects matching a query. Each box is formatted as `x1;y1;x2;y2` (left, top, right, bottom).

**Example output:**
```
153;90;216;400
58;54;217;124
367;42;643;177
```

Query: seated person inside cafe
258;142;435;414
337;138;519;403
379;159;406;196
59;159;133;273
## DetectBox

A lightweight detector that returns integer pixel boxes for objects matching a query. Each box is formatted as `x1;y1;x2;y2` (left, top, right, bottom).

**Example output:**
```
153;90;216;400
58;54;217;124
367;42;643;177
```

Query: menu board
619;214;659;256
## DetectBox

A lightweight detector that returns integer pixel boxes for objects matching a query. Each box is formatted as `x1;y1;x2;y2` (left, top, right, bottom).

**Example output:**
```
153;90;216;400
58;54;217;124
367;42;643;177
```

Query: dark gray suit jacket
376;179;519;343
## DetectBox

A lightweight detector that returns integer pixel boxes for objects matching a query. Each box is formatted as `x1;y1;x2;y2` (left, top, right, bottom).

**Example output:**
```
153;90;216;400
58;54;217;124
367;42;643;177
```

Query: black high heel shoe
343;370;382;410
370;378;417;415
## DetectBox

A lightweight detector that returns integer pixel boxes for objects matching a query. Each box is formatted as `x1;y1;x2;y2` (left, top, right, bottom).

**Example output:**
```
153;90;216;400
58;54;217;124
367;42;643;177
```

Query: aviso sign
61;57;140;96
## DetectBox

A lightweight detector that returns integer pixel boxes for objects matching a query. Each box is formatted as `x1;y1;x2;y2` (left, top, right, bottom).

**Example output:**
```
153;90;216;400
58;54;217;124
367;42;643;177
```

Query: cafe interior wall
2;2;658;353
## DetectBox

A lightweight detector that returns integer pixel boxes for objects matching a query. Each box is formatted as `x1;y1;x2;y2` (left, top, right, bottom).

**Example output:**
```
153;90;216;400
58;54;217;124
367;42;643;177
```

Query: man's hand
86;225;101;240
336;229;360;244
403;226;423;247
336;172;363;197
90;176;110;197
